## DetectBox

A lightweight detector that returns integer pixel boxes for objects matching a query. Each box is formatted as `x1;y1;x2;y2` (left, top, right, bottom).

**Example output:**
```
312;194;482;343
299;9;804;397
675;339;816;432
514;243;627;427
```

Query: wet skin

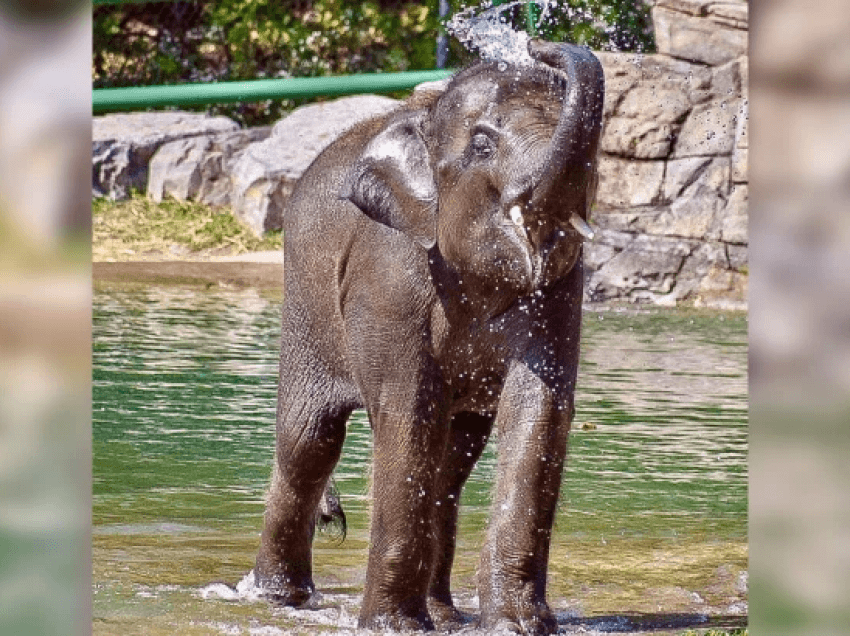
254;40;604;634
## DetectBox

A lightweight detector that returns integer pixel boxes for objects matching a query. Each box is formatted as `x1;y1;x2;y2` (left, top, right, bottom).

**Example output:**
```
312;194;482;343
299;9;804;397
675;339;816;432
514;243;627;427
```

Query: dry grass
92;194;281;262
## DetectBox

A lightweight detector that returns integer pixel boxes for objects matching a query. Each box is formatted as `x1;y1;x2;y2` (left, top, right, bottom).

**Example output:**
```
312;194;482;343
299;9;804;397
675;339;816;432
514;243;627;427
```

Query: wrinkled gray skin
255;40;604;635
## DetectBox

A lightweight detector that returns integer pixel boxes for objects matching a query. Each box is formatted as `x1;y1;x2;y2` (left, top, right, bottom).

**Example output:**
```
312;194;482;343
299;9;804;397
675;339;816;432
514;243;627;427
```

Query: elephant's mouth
501;204;593;290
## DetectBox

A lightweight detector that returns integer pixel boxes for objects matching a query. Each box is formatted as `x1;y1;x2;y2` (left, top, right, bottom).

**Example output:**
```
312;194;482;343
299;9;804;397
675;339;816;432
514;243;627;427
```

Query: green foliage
93;0;447;125
93;0;654;126
207;0;441;77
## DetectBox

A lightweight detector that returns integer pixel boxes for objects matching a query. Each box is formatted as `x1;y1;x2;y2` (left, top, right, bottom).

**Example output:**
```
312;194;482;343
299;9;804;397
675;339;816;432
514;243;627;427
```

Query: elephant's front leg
428;411;493;630
478;363;574;636
358;367;450;631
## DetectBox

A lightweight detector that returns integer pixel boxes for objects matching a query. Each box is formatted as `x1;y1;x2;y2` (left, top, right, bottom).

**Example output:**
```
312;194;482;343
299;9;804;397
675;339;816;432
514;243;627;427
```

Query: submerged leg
428;411;493;630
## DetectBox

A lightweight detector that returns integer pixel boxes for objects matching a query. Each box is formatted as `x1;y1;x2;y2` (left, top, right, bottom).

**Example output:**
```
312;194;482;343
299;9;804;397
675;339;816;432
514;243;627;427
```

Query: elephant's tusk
509;205;524;227
509;205;529;241
569;213;596;241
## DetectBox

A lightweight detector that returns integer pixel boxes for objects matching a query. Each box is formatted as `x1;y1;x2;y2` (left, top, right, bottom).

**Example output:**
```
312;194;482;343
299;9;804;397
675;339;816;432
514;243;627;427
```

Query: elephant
254;40;604;635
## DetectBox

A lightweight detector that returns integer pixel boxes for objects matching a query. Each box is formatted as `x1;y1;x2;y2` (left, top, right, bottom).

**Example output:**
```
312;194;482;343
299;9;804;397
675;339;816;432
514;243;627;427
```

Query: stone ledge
652;5;748;65
656;0;748;27
708;2;749;29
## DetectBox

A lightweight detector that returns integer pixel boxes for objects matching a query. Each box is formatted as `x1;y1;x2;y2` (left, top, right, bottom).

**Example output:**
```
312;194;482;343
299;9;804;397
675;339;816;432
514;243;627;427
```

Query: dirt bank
93;251;283;289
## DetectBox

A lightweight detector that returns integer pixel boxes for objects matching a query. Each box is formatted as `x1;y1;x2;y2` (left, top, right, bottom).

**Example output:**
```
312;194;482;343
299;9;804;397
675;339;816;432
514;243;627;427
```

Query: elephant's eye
469;133;495;159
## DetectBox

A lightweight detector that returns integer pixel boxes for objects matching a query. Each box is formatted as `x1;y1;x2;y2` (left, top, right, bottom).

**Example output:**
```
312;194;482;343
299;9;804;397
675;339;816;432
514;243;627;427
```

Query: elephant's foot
260;587;312;607
427;597;470;632
479;603;557;636
254;571;314;607
358;604;434;632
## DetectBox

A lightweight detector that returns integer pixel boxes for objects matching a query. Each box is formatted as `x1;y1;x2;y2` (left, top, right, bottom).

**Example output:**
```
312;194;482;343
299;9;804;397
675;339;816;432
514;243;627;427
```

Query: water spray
446;1;561;66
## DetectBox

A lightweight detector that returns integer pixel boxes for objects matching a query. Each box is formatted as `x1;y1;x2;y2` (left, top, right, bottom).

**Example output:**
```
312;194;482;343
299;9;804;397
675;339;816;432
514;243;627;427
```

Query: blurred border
0;1;91;635
750;0;850;633
2;0;850;634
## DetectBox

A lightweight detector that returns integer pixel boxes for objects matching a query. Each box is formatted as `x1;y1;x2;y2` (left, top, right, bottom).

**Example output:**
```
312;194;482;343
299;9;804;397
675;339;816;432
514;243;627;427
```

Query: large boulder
597;55;702;160
692;265;748;310
657;157;730;240
228;95;401;235
673;100;738;157
719;184;748;244
92;112;239;200
147;127;271;207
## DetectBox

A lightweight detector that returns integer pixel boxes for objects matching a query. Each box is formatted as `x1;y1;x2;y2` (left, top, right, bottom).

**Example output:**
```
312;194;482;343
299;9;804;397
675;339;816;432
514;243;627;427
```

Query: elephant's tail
316;478;347;541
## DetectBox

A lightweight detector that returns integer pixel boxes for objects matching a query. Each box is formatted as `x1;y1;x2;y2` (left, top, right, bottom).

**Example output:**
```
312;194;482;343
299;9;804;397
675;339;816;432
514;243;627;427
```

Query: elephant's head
343;41;604;298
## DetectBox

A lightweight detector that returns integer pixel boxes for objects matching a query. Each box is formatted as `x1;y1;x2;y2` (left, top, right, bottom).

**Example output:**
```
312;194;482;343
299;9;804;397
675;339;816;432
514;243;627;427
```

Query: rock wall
92;0;747;308
588;0;748;309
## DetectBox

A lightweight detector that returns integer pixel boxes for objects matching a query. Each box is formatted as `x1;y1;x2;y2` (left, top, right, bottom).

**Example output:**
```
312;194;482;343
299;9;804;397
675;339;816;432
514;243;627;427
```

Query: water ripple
93;286;747;630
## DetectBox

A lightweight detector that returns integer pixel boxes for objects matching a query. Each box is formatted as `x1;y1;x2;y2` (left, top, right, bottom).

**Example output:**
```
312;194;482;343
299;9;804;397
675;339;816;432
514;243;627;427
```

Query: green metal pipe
92;70;456;113
92;0;179;7
93;0;174;5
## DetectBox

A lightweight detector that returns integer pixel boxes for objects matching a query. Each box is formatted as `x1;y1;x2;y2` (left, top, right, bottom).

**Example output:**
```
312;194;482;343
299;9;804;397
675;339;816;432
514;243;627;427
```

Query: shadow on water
92;284;747;635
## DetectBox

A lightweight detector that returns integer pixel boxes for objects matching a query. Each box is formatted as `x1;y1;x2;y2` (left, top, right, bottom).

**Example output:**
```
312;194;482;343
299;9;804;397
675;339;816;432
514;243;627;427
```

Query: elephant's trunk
527;41;604;222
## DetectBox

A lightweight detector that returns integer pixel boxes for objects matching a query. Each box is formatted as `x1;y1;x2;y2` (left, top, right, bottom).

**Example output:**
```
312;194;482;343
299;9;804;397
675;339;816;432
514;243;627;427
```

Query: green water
93;284;747;635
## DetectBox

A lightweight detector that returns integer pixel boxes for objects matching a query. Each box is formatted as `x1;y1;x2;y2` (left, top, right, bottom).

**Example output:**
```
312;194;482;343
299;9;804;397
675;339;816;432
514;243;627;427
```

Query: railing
92;69;455;112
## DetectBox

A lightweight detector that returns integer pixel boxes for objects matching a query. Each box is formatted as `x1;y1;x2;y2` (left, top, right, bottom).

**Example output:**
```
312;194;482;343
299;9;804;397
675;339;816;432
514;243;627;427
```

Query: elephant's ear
340;111;437;249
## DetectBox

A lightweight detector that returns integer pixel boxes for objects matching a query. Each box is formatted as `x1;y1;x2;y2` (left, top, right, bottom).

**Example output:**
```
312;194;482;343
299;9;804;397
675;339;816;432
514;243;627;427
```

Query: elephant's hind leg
428;411;493;630
255;366;355;605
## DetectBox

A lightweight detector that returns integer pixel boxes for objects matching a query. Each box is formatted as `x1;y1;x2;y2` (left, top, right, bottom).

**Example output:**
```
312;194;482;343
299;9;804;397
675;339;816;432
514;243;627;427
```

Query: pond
92;283;747;635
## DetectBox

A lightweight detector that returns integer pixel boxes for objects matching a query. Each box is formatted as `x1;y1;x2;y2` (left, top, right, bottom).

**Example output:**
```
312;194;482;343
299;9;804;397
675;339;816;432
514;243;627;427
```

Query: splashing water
199;570;266;603
447;0;651;62
446;1;548;66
